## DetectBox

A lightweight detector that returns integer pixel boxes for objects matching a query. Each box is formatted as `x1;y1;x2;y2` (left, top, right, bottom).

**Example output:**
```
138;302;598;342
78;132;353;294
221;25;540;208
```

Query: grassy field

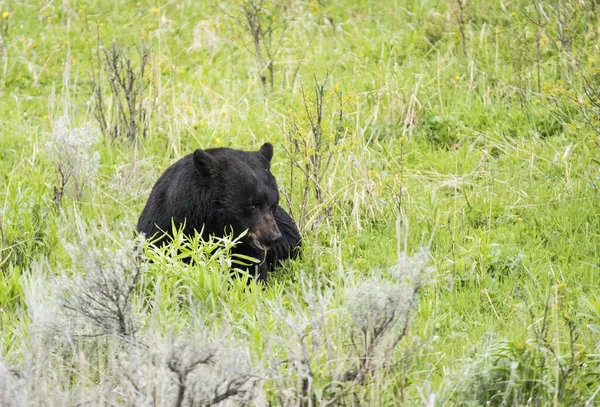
1;0;599;405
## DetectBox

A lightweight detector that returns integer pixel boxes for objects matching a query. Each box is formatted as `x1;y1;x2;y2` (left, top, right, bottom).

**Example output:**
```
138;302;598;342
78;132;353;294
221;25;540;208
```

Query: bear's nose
265;231;282;247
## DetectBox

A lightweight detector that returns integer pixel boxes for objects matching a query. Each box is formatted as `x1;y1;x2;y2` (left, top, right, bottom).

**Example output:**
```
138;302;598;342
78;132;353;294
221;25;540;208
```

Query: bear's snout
263;229;282;248
248;212;282;251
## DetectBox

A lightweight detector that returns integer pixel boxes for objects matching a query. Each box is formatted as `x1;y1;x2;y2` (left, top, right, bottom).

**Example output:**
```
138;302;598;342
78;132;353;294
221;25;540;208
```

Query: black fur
137;143;301;281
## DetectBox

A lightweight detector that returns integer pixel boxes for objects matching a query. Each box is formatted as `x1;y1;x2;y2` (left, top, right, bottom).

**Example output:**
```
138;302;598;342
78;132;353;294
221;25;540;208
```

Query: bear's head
193;143;282;253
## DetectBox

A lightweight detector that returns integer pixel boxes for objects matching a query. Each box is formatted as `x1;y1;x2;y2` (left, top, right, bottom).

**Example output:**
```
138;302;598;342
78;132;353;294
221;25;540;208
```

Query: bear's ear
258;142;274;163
193;149;214;177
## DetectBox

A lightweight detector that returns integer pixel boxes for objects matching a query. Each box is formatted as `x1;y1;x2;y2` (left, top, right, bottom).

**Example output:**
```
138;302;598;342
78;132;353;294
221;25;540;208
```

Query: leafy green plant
0;1;598;405
419;113;461;149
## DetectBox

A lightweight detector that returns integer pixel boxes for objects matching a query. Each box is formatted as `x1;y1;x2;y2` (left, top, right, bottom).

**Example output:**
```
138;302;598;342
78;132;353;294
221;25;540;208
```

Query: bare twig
93;41;152;141
223;0;290;93
451;0;467;56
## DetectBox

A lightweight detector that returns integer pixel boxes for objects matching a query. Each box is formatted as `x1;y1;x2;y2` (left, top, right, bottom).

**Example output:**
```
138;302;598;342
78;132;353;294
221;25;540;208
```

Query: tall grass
1;0;599;405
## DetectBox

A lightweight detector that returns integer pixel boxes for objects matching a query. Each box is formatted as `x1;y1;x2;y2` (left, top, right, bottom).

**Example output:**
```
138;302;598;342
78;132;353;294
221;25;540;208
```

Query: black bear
137;143;301;281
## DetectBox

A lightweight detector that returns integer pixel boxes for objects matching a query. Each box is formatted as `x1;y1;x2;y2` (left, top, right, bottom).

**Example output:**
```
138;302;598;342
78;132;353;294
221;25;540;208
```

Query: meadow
0;0;599;405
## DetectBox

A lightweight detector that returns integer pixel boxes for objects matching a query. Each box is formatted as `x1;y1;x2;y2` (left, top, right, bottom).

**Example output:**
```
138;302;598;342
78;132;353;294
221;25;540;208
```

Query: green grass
1;0;599;405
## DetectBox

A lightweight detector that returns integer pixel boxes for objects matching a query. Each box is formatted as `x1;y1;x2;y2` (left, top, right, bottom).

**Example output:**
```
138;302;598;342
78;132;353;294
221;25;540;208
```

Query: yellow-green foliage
1;0;600;405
